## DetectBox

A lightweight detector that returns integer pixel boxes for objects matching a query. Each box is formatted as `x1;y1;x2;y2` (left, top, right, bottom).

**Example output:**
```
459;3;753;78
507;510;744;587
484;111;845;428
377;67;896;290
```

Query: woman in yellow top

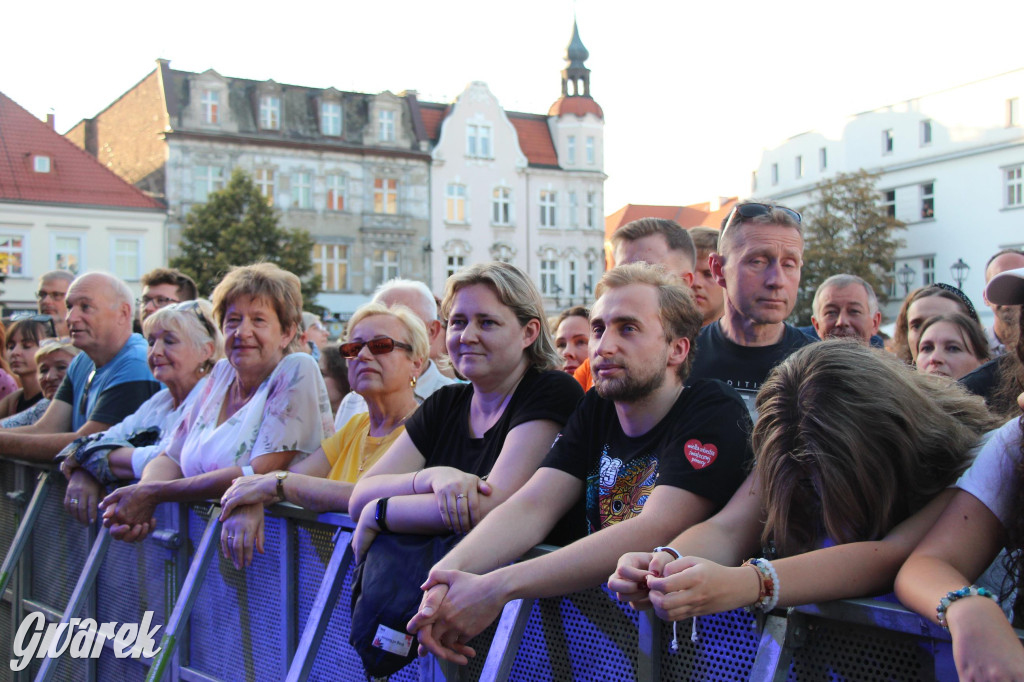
218;301;428;569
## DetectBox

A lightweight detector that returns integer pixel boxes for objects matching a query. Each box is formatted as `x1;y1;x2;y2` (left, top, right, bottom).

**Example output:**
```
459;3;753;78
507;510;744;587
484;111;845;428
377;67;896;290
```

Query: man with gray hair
810;274;881;344
333;278;457;430
36;269;75;337
0;272;160;467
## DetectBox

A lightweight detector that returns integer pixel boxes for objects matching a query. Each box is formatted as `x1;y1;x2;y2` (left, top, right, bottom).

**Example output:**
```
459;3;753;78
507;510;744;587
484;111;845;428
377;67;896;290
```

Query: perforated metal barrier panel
0;460;1018;681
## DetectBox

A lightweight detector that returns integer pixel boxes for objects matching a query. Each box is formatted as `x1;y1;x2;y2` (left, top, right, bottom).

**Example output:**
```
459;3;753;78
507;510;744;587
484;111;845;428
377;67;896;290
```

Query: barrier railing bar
35;527;112;682
144;507;222;682
636;609;660;682
284;528;353;682
746;613;789;682
176;666;220;682
478;597;533;682
0;471;54;598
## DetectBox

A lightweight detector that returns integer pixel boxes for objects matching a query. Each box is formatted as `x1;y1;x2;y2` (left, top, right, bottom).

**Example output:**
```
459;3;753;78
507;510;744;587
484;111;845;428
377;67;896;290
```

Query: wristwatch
374;497;391;532
275;470;289;502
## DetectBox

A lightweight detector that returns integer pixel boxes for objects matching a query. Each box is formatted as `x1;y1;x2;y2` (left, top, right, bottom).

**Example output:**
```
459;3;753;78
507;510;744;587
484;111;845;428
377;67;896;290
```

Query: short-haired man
686;201;816;416
334;278;457;431
406;263;752;663
688;226;725;327
574;218;697;390
0;273;161;514
138;267;198;324
36;269;74;337
982;249;1024;356
810;274;881;344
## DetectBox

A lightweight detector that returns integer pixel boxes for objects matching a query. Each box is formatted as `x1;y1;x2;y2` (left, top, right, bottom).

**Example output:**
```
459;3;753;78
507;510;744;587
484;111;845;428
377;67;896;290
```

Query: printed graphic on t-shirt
587;446;658;532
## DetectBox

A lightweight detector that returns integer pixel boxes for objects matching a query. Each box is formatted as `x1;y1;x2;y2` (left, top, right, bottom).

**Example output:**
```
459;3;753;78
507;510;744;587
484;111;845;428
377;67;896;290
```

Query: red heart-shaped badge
684;439;718;469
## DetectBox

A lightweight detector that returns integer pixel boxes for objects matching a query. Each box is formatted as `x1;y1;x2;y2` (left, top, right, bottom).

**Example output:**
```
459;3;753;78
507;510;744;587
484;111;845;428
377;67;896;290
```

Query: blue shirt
55;334;161;431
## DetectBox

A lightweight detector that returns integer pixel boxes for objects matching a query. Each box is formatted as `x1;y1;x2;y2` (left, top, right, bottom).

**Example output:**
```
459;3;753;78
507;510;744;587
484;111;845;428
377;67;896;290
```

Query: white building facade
754;69;1024;319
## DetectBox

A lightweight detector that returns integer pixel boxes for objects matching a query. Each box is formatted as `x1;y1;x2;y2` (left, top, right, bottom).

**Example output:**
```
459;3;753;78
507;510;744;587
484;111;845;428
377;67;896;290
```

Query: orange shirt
573;357;593;392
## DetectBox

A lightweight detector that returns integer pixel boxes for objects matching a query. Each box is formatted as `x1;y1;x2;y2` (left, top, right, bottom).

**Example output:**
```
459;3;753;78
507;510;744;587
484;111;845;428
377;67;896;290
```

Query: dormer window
321;101;342;136
379;110;395;142
201;90;220;124
259;95;281;130
33;155;51;173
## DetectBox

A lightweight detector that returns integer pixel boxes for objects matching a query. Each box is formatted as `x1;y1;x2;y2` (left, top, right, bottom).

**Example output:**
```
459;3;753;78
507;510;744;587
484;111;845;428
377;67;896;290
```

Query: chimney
45;113;55;130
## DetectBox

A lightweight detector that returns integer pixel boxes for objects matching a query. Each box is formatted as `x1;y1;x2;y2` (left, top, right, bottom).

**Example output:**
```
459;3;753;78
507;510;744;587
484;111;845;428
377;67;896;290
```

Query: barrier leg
478;598;534;682
0;471;54;598
143;508;222;682
747;613;792;682
636;609;661;682
34;527;112;682
285;529;353;682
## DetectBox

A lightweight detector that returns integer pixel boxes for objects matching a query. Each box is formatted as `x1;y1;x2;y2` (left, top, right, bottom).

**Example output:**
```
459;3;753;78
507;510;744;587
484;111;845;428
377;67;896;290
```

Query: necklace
358;405;418;473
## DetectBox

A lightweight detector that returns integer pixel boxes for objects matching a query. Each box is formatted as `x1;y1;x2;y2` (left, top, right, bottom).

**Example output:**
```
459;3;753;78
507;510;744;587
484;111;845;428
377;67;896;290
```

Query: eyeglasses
36;290;66;301
138;295;180;309
8;313;57;338
724;202;802;228
169;301;218;341
339;337;413;359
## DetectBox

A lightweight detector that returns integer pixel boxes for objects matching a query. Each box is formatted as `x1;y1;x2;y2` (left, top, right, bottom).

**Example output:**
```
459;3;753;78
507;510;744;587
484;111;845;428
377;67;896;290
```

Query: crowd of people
2;201;1023;680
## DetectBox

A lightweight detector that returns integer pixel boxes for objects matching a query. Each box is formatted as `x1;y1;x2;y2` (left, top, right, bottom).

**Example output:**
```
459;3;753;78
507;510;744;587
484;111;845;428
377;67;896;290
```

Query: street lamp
949;258;970;289
897;263;916;296
552;283;564;309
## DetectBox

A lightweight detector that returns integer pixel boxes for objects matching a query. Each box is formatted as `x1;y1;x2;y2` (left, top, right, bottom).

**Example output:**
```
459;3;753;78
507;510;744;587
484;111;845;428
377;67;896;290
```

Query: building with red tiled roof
0;91;166;308
418;20;606;305
603;198;736;269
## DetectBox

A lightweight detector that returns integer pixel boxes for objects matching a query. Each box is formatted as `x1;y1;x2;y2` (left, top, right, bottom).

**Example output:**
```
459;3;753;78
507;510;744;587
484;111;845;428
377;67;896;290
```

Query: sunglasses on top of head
339;336;413;359
724;202;802;227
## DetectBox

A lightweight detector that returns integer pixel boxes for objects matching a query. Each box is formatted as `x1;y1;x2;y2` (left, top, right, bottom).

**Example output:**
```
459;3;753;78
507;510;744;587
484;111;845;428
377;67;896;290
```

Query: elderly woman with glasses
217;301;428;568
59;300;222;524
99;263;335;541
0;316;57;422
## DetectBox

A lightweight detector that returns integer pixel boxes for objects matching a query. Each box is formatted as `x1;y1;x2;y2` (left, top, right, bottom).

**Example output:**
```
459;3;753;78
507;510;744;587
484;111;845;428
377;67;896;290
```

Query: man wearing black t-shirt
407;263;752;663
687;201;816;417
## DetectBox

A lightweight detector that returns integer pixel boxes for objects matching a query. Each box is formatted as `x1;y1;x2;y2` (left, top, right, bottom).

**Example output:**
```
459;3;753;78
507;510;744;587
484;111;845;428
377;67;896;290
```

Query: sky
4;0;1023;212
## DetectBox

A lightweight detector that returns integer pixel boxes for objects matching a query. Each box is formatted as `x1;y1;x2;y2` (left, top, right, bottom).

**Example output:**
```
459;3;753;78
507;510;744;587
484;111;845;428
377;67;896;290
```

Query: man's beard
825;326;863;342
594;361;667;402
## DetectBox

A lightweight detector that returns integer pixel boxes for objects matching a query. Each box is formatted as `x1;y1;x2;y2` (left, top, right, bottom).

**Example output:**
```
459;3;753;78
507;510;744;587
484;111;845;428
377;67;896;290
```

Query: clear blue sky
4;0;1022;211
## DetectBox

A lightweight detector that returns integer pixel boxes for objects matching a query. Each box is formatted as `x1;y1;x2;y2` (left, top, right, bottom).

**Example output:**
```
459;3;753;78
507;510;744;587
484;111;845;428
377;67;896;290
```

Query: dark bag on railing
349;532;460;677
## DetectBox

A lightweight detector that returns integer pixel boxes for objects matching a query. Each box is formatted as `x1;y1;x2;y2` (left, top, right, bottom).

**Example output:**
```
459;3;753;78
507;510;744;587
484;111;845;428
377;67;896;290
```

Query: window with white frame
379;110;395;142
201;90;220;124
374;178;398;214
569;191;579;227
1009;98;1021;127
0;235;25;277
586;191;596;228
33;156;50;173
540;258;558;295
586;137;595;165
586;257;598;293
255;169;275;205
446;183;467;223
53;236;82;274
771;163;779;185
567;260;578;297
922;256;936;286
1007;166;1023;207
882;189;896;218
313;243;349;291
292;172;312;209
112;237;141;280
446;255;465;278
920;119;932;146
492;187;511;225
882;129;894;154
819;147;827;170
540;190;557;227
321;101;342;136
326;175;347;211
466;124;492;158
921;182;935;219
795;155;803;179
259;95;281;130
193;165;224;203
567;136;576;165
372;249;399;285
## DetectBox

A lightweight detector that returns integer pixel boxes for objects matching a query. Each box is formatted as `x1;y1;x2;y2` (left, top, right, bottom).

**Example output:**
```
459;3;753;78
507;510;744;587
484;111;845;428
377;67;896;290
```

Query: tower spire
561;19;591;98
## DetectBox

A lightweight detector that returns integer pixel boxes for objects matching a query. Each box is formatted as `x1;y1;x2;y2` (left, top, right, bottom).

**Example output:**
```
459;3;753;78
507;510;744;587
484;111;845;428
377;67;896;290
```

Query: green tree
793;170;906;325
171;169;322;311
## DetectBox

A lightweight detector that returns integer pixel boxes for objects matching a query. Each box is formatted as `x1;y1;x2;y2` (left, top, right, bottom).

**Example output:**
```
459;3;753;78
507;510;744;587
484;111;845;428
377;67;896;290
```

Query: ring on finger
69;498;79;505
456;493;466;500
227;535;235;540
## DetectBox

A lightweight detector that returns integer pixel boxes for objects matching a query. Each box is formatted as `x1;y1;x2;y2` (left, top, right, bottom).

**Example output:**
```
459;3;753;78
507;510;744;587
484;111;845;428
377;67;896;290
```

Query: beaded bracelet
936;584;997;630
742;558;779;613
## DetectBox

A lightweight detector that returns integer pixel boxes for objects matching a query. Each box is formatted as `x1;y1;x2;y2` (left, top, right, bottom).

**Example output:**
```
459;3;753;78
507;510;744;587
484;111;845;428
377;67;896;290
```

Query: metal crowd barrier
1;458;1020;681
